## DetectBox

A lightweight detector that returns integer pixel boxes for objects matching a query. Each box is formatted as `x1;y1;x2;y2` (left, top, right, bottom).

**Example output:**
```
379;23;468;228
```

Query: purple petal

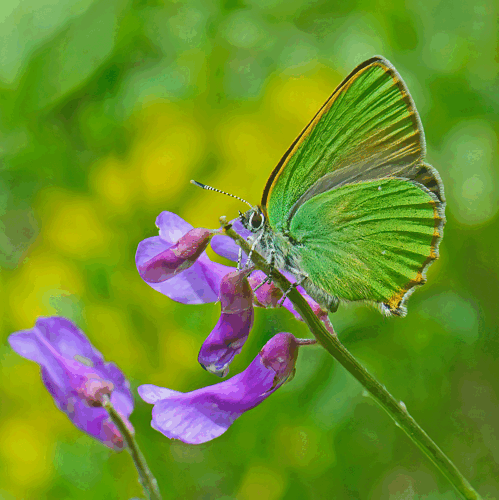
10;320;98;393
198;310;254;376
10;317;105;369
138;385;181;404
211;219;252;263
198;270;254;376
156;211;193;242
138;354;275;444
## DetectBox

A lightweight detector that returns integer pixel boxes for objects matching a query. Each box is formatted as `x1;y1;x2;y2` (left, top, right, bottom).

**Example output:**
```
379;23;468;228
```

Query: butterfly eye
249;211;264;231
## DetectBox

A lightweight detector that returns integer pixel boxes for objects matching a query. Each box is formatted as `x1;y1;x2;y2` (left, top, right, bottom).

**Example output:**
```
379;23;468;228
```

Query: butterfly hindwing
287;177;444;315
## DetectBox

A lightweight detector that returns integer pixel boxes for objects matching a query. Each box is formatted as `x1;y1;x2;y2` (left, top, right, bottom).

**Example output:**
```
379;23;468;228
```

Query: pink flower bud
138;227;214;283
259;332;300;388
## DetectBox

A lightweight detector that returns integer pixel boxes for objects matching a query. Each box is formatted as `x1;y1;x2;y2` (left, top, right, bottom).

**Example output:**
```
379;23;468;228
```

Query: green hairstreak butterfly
238;56;445;317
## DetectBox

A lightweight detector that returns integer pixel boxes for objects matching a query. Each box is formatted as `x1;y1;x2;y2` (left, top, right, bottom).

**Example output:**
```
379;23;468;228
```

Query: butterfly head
239;206;266;234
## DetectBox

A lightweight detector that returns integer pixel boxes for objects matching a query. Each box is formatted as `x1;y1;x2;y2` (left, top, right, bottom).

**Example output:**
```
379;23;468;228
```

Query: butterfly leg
252;276;270;292
278;276;307;307
237;247;243;271
245;233;264;268
251;247;277;292
265;247;276;283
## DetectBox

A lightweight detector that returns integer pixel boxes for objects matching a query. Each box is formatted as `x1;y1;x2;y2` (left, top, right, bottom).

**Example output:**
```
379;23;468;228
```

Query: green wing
288;178;444;315
263;57;439;232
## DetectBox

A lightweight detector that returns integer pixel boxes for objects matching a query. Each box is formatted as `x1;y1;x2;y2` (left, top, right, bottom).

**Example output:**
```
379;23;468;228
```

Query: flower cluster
9;211;330;448
134;211;332;443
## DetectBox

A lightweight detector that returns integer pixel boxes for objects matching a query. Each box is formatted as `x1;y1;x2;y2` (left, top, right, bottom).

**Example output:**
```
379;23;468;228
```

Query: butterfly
239;56;445;317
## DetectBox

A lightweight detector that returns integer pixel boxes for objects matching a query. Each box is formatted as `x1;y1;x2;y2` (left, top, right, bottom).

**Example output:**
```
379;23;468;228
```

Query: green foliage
1;0;498;498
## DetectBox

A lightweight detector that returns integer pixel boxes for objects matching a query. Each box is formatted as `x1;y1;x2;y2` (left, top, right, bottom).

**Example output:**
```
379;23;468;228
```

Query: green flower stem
223;221;482;500
102;395;162;500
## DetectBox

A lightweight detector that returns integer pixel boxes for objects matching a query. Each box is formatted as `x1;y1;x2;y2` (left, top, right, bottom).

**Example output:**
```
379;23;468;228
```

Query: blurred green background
1;0;498;499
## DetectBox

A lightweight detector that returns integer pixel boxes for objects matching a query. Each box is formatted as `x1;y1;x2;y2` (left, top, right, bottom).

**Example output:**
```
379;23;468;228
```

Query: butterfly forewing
263;57;426;231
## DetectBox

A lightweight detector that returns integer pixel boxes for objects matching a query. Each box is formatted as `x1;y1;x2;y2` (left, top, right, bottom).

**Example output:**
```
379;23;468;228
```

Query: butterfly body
241;207;341;312
241;56;445;317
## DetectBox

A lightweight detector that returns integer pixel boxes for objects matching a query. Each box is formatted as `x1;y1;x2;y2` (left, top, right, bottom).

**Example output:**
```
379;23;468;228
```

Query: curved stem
102;395;162;500
223;221;482;500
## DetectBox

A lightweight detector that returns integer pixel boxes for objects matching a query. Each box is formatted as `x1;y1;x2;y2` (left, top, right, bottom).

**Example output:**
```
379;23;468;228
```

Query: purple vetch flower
198;270;254;377
136;212;233;304
138;333;315;444
8;317;134;451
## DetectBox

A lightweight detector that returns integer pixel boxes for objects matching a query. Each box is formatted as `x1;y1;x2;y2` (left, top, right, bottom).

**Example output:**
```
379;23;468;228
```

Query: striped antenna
190;180;253;208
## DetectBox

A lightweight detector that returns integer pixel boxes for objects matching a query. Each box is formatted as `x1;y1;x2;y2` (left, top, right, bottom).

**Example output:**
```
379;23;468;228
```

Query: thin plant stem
102;395;162;500
223;221;482;500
